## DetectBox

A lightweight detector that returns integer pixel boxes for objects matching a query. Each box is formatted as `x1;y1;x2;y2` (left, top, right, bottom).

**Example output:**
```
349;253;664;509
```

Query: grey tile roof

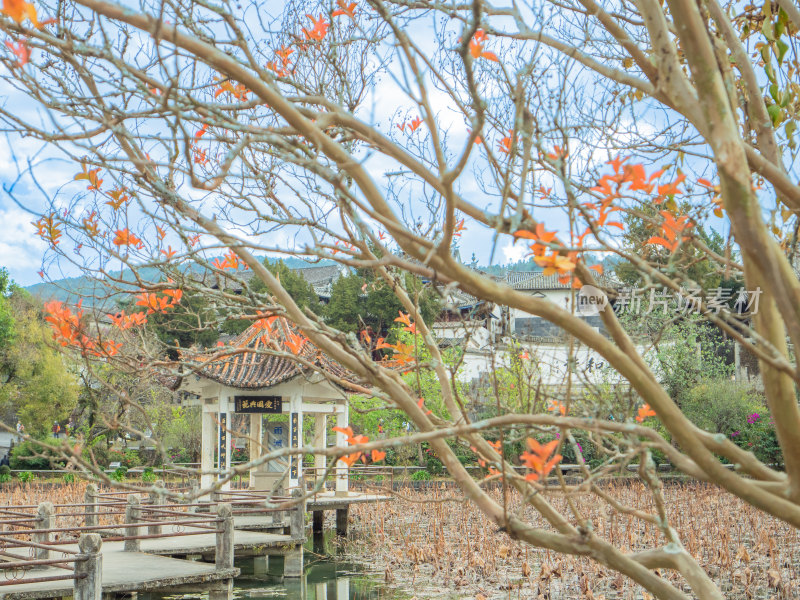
504;271;617;290
187;317;352;390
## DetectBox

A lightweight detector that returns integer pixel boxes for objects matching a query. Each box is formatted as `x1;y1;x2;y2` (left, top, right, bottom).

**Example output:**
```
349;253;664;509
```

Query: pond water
153;532;404;600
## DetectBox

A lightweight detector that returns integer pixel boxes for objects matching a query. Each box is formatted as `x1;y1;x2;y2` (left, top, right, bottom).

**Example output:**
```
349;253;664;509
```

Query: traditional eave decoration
187;316;351;389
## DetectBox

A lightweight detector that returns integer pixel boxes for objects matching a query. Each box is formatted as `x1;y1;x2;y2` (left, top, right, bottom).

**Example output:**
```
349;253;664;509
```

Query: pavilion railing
300;465;393;498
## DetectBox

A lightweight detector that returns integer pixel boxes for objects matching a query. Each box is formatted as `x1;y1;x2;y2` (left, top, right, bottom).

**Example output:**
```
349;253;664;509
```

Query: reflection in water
234;531;393;599
152;532;399;600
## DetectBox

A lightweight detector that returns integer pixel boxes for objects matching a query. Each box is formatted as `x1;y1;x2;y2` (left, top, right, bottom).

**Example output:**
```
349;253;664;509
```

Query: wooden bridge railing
0;500;237;599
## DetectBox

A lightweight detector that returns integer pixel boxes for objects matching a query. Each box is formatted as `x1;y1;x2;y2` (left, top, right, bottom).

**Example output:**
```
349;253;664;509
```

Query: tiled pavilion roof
189;316;351;390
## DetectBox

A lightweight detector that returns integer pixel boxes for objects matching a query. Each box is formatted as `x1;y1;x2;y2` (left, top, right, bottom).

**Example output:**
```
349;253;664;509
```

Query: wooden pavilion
177;317;353;494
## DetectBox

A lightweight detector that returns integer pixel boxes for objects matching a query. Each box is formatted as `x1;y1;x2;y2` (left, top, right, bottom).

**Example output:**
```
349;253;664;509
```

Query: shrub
62;473;75;484
0;465;10;476
411;469;431;481
0;473;11;484
421;443;444;475
141;467;157;483
446;438;477;466
17;471;35;483
121;449;142;469
682;380;762;434
110;466;127;482
732;413;783;466
82;436;112;468
10;438;65;470
682;380;783;466
167;447;194;465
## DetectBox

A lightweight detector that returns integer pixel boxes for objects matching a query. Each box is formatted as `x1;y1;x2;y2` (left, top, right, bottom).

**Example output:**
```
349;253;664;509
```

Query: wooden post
283;543;304;578
290;488;305;541
312;510;324;533
285;488;306;577
148;480;165;534
84;484;98;527
209;503;234;600
215;503;234;571
336;506;349;537
124;495;141;552
74;534;102;600
33;502;53;560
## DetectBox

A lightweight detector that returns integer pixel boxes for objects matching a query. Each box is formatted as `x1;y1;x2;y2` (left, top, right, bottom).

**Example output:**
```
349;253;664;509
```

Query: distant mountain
25;257;336;307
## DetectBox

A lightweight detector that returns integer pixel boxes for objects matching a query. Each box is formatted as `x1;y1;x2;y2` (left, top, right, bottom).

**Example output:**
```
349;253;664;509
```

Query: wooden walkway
0;483;394;599
307;491;392;511
0;551;237;600
108;523;296;556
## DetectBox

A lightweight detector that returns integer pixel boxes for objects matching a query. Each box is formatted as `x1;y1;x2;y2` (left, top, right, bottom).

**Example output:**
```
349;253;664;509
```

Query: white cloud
0;206;49;284
501;241;528;264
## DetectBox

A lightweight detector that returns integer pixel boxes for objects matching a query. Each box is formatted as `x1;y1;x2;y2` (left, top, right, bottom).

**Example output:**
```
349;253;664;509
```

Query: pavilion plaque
234;396;282;413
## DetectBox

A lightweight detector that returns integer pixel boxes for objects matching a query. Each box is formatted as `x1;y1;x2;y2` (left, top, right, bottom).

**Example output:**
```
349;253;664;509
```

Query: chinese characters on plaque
234;396;282;413
217;412;227;479
290;412;299;479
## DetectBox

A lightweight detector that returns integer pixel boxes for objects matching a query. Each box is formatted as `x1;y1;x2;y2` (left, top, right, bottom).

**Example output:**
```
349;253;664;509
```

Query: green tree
0;284;78;436
324;270;440;335
323;272;367;333
0;268;15;349
251;260;321;311
119;287;219;357
219;259;324;335
615;204;738;291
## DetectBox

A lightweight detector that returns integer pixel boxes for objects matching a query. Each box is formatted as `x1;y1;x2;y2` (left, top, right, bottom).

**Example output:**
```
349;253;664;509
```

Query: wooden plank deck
0;551;238;600
307;491;392;511
93;523;297;556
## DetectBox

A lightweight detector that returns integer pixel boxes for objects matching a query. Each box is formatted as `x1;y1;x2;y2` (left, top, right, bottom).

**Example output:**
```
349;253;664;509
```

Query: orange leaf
74;162;103;191
5;39;30;66
606;155;627;173
112;228;143;249
339;452;361;467
2;0;54;28
636;404;657;422
332;425;354;438
302;13;329;40
417;397;432;416
276;46;294;65
332;0;357;19
33;213;61;248
284;331;307;354
106;188;129;210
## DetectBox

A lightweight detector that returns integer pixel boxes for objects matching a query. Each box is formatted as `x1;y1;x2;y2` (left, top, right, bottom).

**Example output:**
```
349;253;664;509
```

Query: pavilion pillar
249;413;262;489
313;414;326;490
289;394;304;490
335;404;349;496
218;396;231;492
201;407;216;492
